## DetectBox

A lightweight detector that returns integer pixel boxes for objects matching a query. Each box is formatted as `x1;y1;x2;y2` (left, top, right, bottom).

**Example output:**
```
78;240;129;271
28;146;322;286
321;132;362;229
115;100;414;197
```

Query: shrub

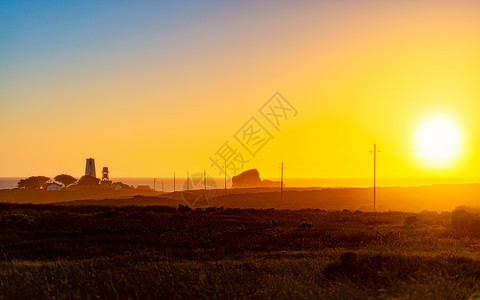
405;215;419;226
452;209;480;237
17;176;50;189
301;222;314;228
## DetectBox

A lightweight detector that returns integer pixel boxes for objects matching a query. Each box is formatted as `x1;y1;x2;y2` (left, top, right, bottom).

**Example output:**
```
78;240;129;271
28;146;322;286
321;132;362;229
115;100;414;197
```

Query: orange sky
2;1;480;179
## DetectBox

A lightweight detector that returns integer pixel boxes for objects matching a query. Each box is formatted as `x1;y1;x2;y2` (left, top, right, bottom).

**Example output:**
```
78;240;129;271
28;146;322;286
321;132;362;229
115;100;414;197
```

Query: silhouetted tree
17;176;50;189
54;174;77;188
77;175;100;186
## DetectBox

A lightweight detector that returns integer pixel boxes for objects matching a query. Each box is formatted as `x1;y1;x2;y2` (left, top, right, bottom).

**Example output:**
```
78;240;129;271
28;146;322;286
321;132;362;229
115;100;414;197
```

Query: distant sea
2;177;480;191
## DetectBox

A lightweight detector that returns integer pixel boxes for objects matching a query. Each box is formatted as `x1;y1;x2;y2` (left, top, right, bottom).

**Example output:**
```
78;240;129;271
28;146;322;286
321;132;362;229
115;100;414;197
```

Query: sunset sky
2;1;480;179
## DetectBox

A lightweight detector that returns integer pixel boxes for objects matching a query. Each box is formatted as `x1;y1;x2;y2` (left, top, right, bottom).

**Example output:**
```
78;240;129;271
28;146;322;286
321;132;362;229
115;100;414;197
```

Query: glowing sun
414;116;462;167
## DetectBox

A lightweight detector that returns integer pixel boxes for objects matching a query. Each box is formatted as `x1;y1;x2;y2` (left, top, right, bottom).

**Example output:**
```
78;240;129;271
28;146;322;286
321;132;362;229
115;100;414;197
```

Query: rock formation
231;169;284;188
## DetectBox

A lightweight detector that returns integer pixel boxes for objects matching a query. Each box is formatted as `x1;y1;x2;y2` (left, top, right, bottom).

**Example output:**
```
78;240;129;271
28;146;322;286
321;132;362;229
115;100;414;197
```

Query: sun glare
414;116;462;167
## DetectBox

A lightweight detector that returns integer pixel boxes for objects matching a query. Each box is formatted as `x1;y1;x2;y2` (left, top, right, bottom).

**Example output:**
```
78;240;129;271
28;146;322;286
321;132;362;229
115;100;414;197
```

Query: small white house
45;182;62;191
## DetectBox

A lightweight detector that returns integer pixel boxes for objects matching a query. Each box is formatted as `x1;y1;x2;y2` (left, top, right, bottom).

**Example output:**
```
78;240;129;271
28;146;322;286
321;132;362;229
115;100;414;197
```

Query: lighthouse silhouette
85;158;96;177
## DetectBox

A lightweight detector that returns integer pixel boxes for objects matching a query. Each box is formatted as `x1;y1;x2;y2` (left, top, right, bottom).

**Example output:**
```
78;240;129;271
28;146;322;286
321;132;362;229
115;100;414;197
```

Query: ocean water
2;177;480;191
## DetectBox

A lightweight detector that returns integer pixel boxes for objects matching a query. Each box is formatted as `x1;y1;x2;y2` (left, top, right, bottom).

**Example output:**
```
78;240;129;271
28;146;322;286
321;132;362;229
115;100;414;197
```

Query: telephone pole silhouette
204;169;207;192
279;162;286;209
370;144;380;212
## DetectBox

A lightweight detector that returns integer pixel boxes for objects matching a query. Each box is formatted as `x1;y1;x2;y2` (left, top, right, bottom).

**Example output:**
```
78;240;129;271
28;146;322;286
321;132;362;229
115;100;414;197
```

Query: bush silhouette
77;175;100;187
54;174;77;188
17;176;50;189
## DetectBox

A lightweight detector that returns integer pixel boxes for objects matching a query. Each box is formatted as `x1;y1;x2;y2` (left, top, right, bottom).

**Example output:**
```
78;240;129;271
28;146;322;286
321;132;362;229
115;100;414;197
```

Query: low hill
3;183;480;212
0;188;164;204
158;184;480;211
55;195;182;207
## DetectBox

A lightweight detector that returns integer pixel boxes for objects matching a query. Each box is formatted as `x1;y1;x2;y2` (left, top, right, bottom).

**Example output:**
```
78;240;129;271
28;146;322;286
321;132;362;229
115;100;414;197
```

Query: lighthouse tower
85;158;96;177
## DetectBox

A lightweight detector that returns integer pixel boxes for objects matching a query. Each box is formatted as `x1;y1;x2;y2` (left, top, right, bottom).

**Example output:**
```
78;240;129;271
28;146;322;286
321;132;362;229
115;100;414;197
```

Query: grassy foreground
1;203;480;299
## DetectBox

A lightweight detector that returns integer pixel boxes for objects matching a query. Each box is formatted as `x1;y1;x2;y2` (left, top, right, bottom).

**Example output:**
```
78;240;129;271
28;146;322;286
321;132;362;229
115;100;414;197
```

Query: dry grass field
1;203;480;299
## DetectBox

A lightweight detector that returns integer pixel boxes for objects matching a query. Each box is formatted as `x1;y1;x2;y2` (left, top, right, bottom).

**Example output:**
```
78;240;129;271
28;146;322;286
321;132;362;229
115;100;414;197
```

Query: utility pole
224;162;227;197
279;162;286;209
374;144;376;212
370;144;380;212
153;178;156;191
204;169;207;192
173;172;176;192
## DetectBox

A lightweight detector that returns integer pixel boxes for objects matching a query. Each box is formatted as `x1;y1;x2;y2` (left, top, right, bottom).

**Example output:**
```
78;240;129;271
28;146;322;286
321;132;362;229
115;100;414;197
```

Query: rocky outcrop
231;169;284;189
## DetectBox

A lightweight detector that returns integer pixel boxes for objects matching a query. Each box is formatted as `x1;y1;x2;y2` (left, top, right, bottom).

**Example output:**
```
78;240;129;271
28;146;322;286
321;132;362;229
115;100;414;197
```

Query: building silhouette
85;158;96;177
